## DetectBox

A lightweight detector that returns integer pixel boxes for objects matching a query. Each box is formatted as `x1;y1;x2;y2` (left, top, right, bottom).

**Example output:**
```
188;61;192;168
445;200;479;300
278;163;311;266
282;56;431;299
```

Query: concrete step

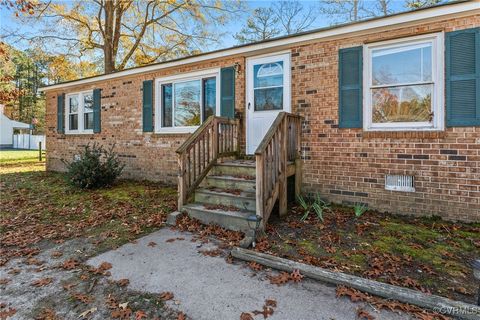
182;202;255;232
211;162;256;177
195;188;256;211
201;175;256;192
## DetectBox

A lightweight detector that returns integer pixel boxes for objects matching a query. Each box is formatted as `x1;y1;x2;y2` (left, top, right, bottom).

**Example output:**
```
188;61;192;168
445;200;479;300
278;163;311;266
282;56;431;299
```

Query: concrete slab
87;228;411;320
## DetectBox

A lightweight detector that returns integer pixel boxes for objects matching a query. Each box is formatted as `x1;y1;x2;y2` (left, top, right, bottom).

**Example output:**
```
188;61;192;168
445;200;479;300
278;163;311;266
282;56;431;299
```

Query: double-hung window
156;69;220;133
65;91;94;134
364;33;444;131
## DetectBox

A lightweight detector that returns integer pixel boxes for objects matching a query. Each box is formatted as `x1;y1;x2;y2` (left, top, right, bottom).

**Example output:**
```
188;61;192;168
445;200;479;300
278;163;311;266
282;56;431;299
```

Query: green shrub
297;193;331;222
353;203;368;218
62;143;124;189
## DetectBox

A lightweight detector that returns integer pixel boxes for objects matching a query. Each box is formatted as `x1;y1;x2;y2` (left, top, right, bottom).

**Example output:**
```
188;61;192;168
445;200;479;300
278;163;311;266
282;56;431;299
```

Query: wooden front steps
181;159;296;232
176;114;302;232
182;160;257;232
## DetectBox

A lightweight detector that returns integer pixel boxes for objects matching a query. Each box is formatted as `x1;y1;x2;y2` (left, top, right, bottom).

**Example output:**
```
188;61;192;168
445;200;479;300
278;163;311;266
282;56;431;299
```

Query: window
364;33;444;131
156;69;219;133
253;61;284;111
65;91;94;134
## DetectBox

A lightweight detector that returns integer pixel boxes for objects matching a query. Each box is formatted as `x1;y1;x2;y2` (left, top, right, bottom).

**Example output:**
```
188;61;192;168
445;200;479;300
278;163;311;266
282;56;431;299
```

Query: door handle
248;102;251;110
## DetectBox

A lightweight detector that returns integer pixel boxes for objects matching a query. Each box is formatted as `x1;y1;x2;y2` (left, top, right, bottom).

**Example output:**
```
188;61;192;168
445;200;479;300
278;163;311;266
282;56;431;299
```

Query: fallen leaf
148;241;157;247
265;299;277;308
51;251;63;258
177;312;186;320
268;272;290;285
116;279;129;287
357;308;375;320
159;292;174;301
61;259;80;270
290;269;304;283
72;293;94;304
79;307;97;318
240;312;254;320
248;261;263;271
119;302;128;310
31;277;53;287
0;278;11;285
135;310;147;320
99;262;112;270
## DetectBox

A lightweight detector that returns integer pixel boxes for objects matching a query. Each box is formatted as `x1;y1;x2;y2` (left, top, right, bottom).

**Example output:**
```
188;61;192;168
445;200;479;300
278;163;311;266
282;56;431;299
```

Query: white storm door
246;53;291;155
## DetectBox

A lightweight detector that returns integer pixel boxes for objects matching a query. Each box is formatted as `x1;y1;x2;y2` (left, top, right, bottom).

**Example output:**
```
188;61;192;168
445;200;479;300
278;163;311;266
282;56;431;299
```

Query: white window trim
65;90;94;134
363;32;444;131
154;68;220;134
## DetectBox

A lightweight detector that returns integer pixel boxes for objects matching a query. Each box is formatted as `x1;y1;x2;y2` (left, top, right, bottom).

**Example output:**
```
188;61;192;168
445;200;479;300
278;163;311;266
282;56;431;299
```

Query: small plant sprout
353;203;368;218
297;193;331;222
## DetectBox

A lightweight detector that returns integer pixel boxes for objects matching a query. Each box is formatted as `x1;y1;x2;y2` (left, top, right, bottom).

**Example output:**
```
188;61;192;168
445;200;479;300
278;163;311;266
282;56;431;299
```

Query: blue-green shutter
338;46;363;128
93;88;101;133
57;93;65;134
142;80;153;132
220;66;235;118
446;27;480;127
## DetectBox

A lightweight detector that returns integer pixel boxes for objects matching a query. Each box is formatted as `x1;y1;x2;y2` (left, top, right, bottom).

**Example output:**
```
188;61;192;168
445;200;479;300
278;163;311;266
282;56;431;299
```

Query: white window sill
364;126;442;132
154;127;198;134
65;130;94;135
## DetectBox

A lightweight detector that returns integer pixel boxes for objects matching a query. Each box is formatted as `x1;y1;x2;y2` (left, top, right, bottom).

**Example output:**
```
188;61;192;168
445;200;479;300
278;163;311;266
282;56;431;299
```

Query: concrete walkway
88;228;410;320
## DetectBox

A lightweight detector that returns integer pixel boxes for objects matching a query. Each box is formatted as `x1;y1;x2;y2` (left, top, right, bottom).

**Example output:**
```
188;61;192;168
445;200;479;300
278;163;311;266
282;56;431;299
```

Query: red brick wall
290;15;480;222
45;57;246;184
46;14;479;221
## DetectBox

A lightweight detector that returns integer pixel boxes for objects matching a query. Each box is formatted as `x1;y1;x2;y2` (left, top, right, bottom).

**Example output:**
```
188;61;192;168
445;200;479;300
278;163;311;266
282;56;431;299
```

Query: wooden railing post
278;118;288;216
256;153;264;223
178;152;186;210
294;117;302;197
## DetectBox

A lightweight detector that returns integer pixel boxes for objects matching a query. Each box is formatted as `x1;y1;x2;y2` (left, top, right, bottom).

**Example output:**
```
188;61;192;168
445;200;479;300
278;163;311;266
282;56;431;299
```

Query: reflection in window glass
69;96;78;113
174;80;201;127
203;77;216;121
372;43;432;86
372;84;432;123
69;96;78;130
83;93;93;130
254;61;283;111
162;84;173;127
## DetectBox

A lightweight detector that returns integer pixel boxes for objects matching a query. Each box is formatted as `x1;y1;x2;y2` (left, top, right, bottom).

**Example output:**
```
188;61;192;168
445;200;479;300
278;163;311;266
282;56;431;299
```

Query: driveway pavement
88;228;410;320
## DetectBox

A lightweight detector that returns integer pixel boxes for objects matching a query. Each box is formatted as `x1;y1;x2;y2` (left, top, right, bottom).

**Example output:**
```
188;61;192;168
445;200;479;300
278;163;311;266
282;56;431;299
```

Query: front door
246;53;291;154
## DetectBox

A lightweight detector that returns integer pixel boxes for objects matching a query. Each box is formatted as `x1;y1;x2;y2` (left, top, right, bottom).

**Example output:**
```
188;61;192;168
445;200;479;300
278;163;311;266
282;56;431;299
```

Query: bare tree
3;0;242;74
235;0;316;44
273;1;316;35
319;0;394;24
405;0;443;9
234;8;280;44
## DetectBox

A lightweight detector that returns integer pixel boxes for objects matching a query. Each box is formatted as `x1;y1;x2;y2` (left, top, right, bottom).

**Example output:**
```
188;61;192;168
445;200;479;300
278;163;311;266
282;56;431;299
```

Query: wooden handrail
176;116;240;209
255;112;302;227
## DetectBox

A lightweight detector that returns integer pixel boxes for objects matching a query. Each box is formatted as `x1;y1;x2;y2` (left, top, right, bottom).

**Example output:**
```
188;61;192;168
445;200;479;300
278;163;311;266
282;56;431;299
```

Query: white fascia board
39;1;479;92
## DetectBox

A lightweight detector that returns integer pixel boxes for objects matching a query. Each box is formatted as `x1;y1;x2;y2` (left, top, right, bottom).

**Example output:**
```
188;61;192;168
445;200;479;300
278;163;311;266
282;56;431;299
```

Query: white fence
13;134;46;150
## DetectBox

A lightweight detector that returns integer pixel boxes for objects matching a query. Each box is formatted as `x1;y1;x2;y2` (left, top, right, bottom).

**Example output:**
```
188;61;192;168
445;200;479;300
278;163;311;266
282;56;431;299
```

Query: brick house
40;1;480;228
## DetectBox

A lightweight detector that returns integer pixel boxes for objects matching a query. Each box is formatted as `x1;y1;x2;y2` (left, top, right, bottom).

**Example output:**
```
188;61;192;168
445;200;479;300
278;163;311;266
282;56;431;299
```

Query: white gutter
39;1;479;92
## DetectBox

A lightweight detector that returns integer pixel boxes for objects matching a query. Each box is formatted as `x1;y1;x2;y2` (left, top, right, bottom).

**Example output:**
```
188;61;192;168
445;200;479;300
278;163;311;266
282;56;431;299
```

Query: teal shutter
338;46;363;128
446;27;480;127
57;93;65;134
93;88;101;133
142;80;153;132
220;66;235;118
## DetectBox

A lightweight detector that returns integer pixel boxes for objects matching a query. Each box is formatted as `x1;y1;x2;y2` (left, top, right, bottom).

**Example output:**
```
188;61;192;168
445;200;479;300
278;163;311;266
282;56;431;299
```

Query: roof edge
39;0;478;92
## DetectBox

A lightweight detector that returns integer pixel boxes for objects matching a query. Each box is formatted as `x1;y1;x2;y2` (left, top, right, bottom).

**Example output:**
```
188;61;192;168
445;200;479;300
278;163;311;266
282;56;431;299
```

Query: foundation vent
385;175;415;192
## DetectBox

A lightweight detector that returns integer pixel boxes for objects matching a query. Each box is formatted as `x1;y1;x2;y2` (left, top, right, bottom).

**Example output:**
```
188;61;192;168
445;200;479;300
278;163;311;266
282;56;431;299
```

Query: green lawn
0;150;45;163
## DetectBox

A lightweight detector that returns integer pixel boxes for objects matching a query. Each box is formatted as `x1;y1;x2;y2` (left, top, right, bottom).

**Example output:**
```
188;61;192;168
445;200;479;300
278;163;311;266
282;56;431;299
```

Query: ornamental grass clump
63;143;124;189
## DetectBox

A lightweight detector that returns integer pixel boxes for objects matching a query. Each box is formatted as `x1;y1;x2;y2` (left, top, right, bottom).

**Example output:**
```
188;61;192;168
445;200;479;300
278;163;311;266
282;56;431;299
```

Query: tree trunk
103;0;115;73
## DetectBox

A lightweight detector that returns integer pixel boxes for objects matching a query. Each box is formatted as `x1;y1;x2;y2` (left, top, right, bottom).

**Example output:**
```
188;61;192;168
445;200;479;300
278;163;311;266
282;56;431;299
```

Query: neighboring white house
0;105;31;148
